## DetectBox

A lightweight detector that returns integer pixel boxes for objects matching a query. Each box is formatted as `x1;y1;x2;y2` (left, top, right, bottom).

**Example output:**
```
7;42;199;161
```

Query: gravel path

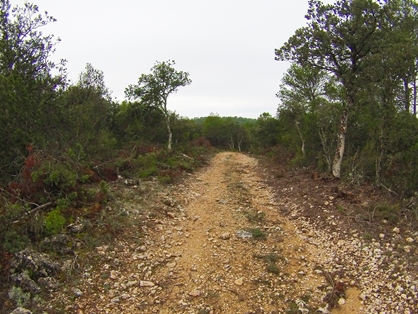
56;152;416;313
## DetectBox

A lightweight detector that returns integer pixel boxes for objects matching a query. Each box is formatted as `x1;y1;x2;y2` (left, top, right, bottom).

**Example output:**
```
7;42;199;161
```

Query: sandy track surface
63;152;417;313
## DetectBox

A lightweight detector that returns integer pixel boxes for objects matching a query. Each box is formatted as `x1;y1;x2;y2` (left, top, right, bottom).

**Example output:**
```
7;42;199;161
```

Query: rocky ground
4;152;418;313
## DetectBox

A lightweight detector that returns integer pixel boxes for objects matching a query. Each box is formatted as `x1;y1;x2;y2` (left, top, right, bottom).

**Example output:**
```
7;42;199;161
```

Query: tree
0;1;66;179
277;64;334;158
77;63;112;100
253;113;280;150
114;100;166;145
125;60;192;150
275;0;385;178
202;114;226;147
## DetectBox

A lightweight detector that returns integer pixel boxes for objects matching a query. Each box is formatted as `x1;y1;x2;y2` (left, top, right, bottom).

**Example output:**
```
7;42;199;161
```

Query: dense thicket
275;0;418;195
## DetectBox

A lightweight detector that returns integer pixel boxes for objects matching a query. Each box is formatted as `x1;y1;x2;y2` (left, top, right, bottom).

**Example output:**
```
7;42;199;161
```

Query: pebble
188;289;201;297
234;277;244;286
219;232;231;240
140;280;155;287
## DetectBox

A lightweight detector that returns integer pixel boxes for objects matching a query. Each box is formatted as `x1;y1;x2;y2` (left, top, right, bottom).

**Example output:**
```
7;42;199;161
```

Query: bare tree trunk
332;107;349;178
319;128;332;174
295;121;305;157
403;77;411;112
237;135;243;152
375;129;384;186
414;74;417;115
165;115;172;150
228;135;235;150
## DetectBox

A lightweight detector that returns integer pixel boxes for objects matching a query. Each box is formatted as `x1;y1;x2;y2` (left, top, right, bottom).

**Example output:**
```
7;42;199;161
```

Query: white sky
10;0;333;119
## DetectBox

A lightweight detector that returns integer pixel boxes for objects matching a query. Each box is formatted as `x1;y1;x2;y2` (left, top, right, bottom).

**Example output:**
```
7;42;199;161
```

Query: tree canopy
125;60;192;150
275;0;418;178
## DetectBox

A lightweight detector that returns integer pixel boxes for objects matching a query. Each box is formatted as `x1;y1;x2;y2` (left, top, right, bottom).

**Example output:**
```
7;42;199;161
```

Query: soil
5;152;418;313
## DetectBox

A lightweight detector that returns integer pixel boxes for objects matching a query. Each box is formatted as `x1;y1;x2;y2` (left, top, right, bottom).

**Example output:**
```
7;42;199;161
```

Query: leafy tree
202;114;227;147
125;60;192;150
384;0;418;113
77;63;112;100
223;118;249;151
114;100;167;145
171;116;201;148
56;64;116;159
0;1;66;179
277;64;335;158
253;113;280;150
275;0;386;178
278;63;330;113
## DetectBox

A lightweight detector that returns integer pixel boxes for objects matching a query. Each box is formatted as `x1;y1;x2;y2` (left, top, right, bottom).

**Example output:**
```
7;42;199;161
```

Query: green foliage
44;209;66;236
272;0;418;191
202;115;250;150
114;101;167;145
275;0;418;178
266;262;280;275
370;203;401;224
252;113;280;150
2;230;30;253
8;286;31;307
285;301;299;314
193;116;256;125
98;180;110;196
57;83;117;160
0;1;66;181
27;153;82;202
137;153;158;178
125;60;192;150
247;228;266;240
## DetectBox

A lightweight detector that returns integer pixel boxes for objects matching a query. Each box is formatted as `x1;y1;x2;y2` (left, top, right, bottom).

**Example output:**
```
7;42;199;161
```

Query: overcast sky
11;0;332;119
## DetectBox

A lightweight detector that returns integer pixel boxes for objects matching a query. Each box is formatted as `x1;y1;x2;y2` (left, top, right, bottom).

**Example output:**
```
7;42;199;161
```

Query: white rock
405;237;414;243
188;289;201;297
338;298;346;305
337;240;346;247
126;280;138;288
110;270;119;280
234;277;244;286
140;280;155;287
393;227;400;234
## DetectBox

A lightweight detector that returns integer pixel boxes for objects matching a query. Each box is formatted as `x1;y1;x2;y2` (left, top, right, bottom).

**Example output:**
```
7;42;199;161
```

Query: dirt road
63;152;416;313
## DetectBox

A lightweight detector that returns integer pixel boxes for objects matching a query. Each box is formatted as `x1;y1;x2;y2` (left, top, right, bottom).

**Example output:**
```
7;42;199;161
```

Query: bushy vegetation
273;0;418;196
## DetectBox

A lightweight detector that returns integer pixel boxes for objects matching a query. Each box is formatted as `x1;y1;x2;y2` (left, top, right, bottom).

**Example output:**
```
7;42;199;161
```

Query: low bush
44;209;66;236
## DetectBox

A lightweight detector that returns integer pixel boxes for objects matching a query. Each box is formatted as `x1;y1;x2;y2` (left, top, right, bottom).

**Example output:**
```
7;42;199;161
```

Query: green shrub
138;165;158;178
247;228;266;240
31;157;78;196
8;286;31;307
44;209;66;235
371;203;400;224
2;230;30;253
137;153;158;178
266;262;280;274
